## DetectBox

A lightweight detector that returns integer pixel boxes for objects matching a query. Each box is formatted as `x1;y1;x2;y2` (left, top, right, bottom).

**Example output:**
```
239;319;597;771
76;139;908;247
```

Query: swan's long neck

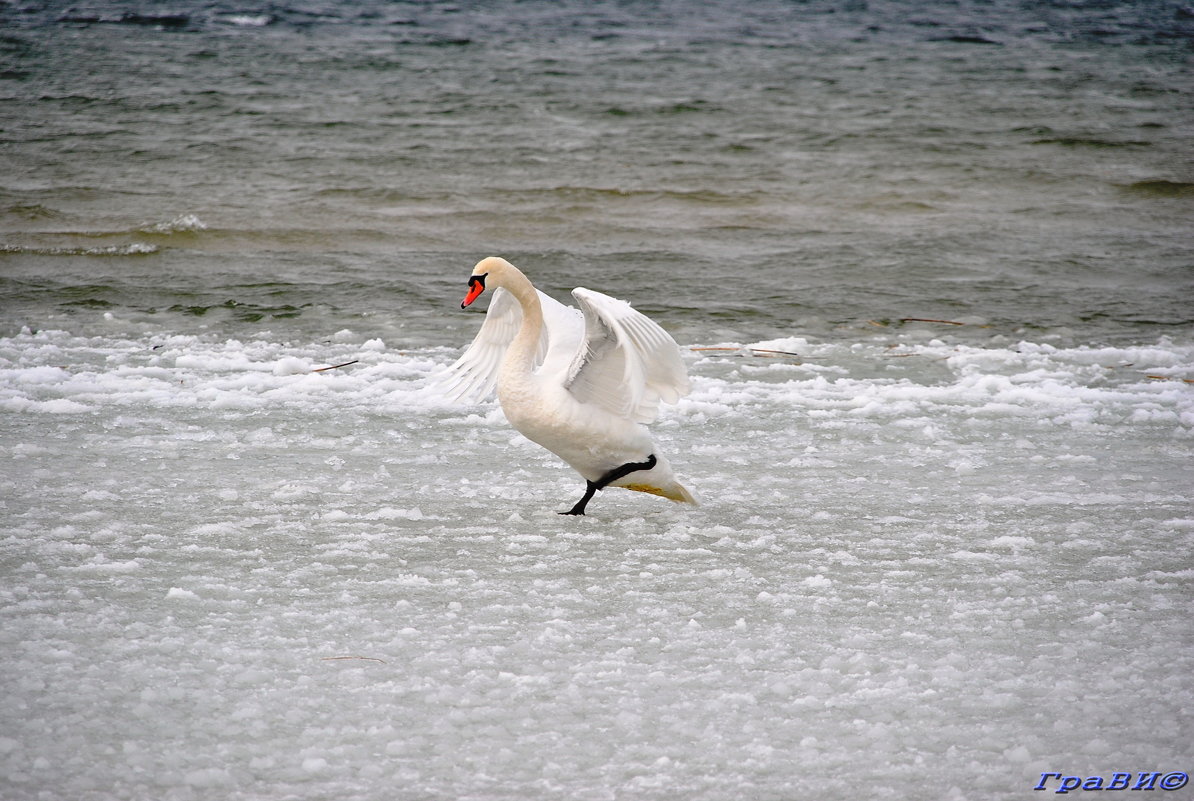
499;268;544;384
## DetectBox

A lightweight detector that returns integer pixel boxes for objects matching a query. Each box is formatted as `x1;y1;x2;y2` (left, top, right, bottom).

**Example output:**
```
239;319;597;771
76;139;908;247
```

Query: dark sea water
2;0;1192;345
2;3;1193;800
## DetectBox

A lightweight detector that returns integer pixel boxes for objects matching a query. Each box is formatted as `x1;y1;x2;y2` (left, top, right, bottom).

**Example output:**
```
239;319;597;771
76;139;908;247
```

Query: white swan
442;256;697;515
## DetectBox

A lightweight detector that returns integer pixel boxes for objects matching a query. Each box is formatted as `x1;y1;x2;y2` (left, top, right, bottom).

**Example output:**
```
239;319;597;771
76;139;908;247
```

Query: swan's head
460;256;515;309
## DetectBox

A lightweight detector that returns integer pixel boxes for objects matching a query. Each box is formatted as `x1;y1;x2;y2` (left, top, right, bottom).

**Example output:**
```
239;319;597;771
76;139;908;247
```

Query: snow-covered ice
1;326;1191;800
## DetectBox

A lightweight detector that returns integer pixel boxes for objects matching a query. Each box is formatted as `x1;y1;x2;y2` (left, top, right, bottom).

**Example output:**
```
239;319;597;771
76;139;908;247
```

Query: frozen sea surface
1;324;1191;800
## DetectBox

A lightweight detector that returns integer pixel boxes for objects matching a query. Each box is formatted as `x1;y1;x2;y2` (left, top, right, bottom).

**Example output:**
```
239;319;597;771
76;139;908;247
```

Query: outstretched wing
439;287;582;404
438;287;524;403
563;287;690;424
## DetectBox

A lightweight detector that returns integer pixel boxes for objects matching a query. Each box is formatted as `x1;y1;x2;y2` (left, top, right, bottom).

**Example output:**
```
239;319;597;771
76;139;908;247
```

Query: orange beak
461;274;486;309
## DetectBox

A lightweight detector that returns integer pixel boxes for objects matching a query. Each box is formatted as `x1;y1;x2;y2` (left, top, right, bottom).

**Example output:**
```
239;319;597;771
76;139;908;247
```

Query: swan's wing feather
565;310;631;414
536;289;585;374
564;287;690;423
438;287;522;403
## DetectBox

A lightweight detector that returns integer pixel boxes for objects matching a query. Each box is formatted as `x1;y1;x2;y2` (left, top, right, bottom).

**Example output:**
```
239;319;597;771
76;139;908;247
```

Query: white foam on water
220;14;272;27
143;214;209;234
1;326;1191;799
0;242;160;257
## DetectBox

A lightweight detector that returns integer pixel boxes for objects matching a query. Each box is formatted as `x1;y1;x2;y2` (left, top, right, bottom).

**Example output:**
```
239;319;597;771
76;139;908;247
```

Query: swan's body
443;256;696;515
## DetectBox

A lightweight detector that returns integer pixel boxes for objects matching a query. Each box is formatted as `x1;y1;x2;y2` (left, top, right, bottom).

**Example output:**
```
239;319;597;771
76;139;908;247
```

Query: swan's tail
671;481;699;506
620;481;699;506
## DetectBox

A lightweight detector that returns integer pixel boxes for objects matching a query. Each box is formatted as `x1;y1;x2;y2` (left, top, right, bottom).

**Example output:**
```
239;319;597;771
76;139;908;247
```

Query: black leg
559;455;658;515
560;481;599;516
